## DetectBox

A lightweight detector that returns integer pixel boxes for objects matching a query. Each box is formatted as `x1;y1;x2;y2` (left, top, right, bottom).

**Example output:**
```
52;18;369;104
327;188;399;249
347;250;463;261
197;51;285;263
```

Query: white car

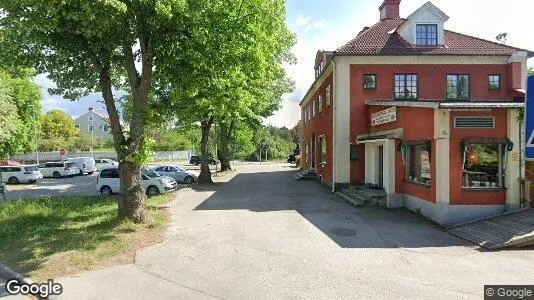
0;165;42;184
96;166;178;196
68;157;96;175
94;158;118;171
152;165;198;184
38;161;79;178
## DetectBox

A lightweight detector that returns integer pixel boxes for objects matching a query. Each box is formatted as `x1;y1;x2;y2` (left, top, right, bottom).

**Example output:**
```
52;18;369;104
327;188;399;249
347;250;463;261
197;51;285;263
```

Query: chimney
379;0;401;20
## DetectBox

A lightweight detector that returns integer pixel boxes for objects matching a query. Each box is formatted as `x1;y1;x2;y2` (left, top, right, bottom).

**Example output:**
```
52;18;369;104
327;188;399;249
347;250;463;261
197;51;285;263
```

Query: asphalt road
54;164;534;299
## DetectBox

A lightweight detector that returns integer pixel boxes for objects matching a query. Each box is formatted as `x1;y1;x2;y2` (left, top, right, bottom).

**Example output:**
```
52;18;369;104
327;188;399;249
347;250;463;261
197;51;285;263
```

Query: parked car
0;165;42;184
38;161;79;178
68;157;96;175
96;166;178;196
189;155;217;165
152;165;198;184
287;153;296;164
94;158;118;171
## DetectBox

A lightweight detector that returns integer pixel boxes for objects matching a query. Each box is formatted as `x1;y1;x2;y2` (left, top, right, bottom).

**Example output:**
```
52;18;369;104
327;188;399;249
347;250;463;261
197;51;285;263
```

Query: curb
0;263;31;285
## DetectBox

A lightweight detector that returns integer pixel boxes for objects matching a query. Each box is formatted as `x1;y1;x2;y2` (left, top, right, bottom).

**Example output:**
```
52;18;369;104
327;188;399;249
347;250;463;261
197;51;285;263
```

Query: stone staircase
294;169;320;181
335;185;387;207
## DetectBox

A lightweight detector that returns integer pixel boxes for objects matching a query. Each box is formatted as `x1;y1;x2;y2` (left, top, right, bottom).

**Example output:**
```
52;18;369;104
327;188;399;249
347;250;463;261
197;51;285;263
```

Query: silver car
152;165;198;184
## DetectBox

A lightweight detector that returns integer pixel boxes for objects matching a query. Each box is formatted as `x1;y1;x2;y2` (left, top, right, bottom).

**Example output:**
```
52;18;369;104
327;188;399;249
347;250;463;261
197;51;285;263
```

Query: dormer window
416;24;438;46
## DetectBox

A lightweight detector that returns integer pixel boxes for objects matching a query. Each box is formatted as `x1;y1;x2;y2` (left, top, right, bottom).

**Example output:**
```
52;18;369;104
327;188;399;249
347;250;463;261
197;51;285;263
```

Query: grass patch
0;193;174;281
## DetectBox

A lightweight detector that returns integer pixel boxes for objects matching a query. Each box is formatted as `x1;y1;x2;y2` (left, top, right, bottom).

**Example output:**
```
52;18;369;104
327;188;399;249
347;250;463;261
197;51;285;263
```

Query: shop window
447;74;470;100
463;143;505;188
488;74;500;90
319;135;327;165
326;85;331;106
394;74;418;100
363;74;376;90
403;142;431;185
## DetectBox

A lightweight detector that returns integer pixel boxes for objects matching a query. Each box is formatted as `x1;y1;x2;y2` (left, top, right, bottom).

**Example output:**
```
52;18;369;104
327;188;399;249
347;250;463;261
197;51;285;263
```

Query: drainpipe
331;59;336;193
519;109;524;208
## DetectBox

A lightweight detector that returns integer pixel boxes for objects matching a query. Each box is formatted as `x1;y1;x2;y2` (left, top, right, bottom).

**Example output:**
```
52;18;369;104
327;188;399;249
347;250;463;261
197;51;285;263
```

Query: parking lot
1;162;220;201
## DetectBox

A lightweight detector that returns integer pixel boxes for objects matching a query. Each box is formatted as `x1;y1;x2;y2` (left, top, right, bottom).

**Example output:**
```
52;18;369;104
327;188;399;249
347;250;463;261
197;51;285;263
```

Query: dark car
189;156;217;165
287;153;296;164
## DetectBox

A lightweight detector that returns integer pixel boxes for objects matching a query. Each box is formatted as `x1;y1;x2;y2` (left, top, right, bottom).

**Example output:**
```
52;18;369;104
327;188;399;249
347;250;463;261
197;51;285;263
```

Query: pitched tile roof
336;18;534;57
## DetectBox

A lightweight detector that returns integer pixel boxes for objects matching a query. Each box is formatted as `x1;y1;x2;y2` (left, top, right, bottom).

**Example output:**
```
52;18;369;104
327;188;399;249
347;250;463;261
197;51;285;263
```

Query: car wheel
78;169;83;176
28;180;37;184
53;171;61;179
88;172;94;175
7;177;19;184
146;185;160;197
100;185;113;196
184;176;194;184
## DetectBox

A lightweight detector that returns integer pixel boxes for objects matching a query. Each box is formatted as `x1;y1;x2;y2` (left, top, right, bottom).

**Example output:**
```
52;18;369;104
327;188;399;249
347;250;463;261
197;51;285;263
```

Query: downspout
331;58;337;193
519;108;524;208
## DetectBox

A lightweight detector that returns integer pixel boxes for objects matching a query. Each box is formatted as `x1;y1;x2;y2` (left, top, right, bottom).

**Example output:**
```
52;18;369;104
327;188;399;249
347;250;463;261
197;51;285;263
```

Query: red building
300;0;533;225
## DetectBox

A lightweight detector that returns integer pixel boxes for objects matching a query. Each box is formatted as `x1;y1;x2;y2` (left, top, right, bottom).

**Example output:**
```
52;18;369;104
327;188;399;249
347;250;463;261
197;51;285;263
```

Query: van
68;157;96;175
96;166;177;196
0;165;43;184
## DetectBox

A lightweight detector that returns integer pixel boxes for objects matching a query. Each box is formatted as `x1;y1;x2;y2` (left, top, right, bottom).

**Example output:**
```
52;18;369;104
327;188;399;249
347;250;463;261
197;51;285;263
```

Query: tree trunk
219;122;231;171
198;120;213;184
98;65;147;223
118;161;147;222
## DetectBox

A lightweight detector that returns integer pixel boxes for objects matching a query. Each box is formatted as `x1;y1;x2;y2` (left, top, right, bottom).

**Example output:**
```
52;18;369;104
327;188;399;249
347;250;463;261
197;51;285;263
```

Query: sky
36;0;534;127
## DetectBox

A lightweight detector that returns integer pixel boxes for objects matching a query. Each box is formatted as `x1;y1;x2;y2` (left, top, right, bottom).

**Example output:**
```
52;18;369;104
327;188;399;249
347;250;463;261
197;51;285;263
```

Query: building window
404;143;431;185
447;74;470;100
318;95;323;112
319;135;327;165
394;74;418;100
88;125;94;132
88;116;93;121
463;143;505;188
103;124;111;132
416;24;438;46
488;74;500;90
326;85;331;107
363;74;376;89
312;100;316;117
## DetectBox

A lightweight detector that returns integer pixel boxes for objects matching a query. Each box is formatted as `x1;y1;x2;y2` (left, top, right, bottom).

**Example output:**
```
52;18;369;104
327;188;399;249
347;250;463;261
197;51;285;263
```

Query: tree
0;70;41;157
1;0;190;222
495;32;508;45
160;0;295;178
40;110;79;141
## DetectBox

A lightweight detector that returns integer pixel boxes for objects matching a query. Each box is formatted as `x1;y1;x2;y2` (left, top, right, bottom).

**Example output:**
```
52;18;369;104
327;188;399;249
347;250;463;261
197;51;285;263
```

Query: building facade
75;109;112;139
300;0;532;225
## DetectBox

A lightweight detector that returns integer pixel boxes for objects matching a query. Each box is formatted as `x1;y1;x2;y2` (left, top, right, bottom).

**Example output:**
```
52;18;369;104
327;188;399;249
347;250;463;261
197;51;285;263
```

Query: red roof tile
336;18;534;57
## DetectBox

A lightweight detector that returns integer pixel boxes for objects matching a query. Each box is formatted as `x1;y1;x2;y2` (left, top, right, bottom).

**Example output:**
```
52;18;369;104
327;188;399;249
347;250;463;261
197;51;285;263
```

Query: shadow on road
193;169;469;249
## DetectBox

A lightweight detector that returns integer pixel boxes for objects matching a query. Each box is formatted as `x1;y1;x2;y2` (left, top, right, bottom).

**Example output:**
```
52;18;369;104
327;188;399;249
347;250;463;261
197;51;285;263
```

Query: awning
461;138;514;152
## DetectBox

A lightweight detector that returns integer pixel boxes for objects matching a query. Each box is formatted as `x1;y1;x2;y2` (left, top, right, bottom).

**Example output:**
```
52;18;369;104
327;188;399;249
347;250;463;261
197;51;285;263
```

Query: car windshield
142;167;161;178
24;166;39;172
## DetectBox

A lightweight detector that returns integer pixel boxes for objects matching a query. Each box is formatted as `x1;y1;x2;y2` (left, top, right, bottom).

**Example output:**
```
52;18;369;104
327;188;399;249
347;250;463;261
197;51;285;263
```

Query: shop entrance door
377;146;384;188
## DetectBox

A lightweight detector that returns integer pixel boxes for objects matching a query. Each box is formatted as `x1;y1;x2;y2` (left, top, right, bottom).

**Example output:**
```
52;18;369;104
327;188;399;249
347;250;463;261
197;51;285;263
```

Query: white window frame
318;95;322;112
312;100;316;117
103;124;111;132
88;125;94;132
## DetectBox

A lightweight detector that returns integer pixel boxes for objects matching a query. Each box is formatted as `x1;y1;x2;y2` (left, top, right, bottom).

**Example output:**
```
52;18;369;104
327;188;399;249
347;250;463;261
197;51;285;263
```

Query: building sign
371;107;397;126
526;75;534;160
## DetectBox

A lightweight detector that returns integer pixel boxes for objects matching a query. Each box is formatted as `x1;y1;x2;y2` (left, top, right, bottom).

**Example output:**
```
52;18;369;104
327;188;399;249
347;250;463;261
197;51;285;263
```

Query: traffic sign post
525;75;534;160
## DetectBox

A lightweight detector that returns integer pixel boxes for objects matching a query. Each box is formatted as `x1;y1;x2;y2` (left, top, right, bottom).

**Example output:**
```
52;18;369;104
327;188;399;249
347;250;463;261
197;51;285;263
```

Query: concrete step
335;191;367;206
448;209;534;249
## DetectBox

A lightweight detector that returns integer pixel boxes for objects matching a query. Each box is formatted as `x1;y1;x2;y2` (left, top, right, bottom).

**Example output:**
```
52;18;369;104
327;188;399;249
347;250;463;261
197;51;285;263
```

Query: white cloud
295;14;311;27
264;96;301;128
